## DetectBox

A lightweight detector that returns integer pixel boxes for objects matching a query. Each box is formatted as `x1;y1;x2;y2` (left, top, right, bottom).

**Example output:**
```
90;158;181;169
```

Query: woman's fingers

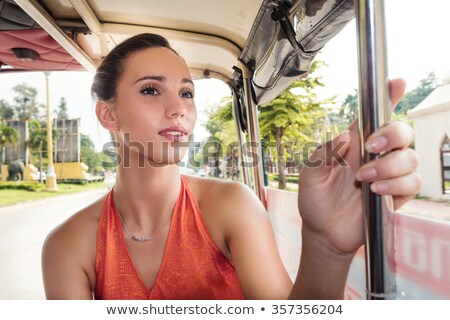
365;121;414;153
369;172;423;207
356;148;418;182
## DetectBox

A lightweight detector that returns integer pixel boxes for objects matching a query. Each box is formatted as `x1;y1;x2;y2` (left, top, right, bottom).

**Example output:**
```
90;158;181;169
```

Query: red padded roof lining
0;29;85;71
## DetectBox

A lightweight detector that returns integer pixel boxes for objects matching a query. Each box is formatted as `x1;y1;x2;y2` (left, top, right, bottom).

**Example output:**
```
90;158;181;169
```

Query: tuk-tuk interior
1;0;449;300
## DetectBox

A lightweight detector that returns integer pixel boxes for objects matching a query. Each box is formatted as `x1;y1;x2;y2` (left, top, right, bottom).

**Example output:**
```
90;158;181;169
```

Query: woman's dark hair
91;33;178;101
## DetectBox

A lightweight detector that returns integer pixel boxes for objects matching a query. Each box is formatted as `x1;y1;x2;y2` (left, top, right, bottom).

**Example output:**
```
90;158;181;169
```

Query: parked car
31;171;46;181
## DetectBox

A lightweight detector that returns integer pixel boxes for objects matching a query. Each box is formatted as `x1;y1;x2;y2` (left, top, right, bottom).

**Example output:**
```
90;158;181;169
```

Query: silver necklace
113;198;174;242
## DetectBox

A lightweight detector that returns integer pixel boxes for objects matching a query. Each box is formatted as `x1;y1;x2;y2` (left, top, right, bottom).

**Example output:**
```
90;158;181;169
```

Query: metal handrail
355;0;396;300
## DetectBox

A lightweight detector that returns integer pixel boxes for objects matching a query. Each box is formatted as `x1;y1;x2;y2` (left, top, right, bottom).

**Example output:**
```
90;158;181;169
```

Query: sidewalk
400;198;450;221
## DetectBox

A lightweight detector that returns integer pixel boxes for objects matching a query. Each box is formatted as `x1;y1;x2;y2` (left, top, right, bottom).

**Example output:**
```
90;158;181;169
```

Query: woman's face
111;47;197;166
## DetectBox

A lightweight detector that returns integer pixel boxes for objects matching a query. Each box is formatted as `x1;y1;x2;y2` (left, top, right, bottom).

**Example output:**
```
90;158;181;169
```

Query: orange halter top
95;176;244;300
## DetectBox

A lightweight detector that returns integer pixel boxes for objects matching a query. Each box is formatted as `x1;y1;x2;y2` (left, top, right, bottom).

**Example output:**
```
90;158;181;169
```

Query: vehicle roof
0;0;262;80
0;0;354;104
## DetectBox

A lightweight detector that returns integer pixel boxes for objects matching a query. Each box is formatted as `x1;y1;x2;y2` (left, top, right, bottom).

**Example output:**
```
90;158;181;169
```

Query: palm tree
0;122;19;180
28;119;59;182
28;120;47;183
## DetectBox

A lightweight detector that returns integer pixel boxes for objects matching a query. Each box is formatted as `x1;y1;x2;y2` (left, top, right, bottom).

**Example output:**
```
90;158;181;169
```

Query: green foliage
80;134;111;173
0;122;19;178
28;119;59;168
259;60;330;189
202;97;238;160
0;181;45;191
0;99;14;119
81;133;95;149
335;72;438;132
0;121;19;148
12;83;44;120
396;72;439;114
259;60;329;142
28;119;46;151
333;89;358;128
204;97;234;136
201;61;332;186
54;97;69;119
201;97;240;177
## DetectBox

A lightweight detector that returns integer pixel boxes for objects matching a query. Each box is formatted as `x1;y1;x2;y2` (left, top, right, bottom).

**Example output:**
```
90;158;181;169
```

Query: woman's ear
96;101;119;131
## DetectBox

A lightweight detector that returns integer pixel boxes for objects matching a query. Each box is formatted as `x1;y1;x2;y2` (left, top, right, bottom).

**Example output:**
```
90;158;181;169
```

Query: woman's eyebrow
181;78;194;86
134;75;165;84
134;76;194;86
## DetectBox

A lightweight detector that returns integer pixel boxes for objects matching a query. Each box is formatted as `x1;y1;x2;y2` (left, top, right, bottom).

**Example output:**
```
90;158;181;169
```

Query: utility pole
44;71;58;191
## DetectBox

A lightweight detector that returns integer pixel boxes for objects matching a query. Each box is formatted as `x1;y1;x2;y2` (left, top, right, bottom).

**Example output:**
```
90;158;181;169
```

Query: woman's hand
297;78;422;257
290;78;422;299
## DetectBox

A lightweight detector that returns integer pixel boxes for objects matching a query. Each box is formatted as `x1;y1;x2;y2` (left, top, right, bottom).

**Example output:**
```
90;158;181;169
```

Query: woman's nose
165;96;186;118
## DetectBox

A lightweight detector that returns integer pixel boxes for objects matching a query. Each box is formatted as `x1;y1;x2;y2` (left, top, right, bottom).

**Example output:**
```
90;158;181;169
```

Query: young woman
42;33;421;299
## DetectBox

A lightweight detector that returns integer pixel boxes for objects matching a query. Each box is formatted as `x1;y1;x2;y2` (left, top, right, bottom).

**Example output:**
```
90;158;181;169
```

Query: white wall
413;111;450;200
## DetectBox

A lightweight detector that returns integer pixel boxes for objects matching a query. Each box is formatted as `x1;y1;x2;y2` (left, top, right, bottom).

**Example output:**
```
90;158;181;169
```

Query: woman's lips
159;126;187;142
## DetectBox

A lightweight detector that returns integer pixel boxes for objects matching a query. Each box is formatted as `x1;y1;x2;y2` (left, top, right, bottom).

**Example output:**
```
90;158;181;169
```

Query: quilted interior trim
0;28;84;71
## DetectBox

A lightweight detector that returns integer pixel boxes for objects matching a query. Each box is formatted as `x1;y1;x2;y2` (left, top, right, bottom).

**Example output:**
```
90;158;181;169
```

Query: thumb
389;78;407;108
300;131;352;184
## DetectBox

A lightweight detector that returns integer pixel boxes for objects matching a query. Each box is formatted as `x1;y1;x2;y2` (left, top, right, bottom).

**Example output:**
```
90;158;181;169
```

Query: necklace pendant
131;235;152;242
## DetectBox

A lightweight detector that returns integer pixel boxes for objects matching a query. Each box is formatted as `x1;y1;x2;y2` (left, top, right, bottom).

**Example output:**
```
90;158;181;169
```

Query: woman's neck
112;159;182;229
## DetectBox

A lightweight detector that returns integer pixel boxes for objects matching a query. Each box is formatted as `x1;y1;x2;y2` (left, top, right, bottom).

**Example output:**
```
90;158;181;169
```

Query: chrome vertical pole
355;0;396;299
242;67;267;207
231;93;252;188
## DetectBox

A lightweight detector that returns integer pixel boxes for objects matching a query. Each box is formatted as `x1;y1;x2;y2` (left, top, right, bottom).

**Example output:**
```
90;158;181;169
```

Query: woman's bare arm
210;181;293;299
42;202;101;299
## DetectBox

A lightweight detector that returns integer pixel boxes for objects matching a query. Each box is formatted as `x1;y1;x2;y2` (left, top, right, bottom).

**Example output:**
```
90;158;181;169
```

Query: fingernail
365;136;388;153
356;167;377;181
371;182;389;193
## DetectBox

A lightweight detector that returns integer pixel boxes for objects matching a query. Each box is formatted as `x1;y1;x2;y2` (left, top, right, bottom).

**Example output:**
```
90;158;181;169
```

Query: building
408;72;450;200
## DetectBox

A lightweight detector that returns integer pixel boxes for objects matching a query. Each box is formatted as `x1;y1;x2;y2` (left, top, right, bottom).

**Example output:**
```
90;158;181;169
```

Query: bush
267;173;299;184
0;181;45;192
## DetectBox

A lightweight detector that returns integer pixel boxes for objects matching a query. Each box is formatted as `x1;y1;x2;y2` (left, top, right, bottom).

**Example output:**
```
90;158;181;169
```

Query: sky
0;0;449;151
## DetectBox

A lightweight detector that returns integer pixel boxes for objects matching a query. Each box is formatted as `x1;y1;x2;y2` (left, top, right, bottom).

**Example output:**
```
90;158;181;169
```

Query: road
0;188;107;299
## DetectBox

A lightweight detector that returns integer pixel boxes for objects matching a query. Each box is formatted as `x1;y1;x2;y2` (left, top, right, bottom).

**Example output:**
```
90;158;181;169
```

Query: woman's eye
140;86;159;96
181;90;194;99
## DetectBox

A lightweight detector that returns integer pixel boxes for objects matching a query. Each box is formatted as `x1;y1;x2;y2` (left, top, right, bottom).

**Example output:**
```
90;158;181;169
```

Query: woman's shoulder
182;175;269;260
47;194;105;241
41;194;107;298
183;174;267;228
42;194;106;268
183;175;259;208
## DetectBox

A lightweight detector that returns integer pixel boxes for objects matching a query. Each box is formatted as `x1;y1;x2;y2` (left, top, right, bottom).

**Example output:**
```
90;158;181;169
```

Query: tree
396;72;439;114
80;133;109;174
81;133;95;149
12;83;43;120
28;119;59;181
259;60;328;189
0;121;19;179
0;99;14;119
54;97;69;119
336;89;358;128
28;120;46;182
202;98;239;178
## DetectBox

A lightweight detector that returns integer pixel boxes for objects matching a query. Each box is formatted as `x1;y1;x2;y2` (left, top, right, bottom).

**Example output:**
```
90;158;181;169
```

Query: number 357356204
271;304;343;315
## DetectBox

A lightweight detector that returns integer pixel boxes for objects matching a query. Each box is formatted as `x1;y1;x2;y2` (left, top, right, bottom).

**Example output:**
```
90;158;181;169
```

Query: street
0;188;107;299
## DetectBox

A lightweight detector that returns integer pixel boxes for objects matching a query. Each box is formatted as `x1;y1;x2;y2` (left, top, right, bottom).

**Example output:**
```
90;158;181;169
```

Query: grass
0;181;107;207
